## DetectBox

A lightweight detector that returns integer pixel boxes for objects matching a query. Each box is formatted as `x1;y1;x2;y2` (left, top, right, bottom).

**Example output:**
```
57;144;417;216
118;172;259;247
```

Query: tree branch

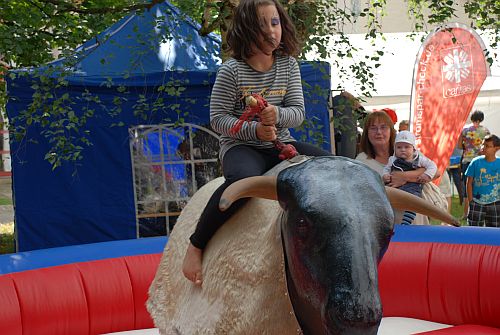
199;17;221;36
200;0;220;36
0;59;11;69
41;0;163;16
26;0;55;19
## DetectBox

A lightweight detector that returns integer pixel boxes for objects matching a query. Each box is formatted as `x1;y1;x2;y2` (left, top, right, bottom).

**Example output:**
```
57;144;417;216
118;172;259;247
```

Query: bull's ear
385;187;460;226
219;176;278;211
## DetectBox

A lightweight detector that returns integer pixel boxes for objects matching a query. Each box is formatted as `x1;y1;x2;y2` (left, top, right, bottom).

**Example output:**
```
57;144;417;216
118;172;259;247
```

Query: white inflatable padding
378;317;451;334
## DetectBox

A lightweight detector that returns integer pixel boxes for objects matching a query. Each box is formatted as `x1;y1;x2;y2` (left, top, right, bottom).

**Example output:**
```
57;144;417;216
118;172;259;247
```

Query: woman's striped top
210;56;305;161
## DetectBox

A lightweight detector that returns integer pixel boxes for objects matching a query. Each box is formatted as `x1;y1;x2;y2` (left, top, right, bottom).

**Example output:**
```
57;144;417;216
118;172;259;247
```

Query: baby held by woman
382;131;437;225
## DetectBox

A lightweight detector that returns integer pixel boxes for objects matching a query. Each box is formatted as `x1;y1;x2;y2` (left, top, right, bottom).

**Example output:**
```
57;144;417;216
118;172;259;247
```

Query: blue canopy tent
6;1;332;251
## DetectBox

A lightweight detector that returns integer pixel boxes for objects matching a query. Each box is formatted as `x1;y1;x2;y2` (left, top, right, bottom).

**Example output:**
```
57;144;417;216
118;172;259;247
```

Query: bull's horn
219;176;278;211
385;187;460;227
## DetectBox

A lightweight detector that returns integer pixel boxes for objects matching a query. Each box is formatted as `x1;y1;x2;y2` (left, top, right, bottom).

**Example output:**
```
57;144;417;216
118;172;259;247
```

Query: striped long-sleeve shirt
210;56;305;161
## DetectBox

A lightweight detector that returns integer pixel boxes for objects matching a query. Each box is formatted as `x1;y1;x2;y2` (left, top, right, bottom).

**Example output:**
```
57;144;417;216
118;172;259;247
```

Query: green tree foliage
407;0;499;63
0;0;164;67
2;0;498;81
0;0;498;169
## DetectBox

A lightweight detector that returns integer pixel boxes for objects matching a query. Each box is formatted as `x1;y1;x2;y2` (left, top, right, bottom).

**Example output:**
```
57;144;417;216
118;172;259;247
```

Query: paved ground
0;177;14;225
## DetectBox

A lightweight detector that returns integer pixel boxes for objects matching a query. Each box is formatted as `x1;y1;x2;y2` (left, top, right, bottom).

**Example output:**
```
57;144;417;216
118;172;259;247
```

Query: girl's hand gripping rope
229;95;263;136
230;94;298;160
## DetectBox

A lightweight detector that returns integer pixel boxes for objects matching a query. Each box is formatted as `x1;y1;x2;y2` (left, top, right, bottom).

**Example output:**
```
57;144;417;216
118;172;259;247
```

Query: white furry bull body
147;158;305;335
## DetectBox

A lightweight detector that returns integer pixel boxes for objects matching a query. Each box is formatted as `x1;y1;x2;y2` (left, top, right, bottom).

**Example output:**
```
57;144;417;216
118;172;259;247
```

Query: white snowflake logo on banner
443;49;471;83
441;45;474;98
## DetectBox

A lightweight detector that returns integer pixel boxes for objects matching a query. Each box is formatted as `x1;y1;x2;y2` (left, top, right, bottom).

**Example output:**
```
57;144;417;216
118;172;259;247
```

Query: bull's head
219;157;457;335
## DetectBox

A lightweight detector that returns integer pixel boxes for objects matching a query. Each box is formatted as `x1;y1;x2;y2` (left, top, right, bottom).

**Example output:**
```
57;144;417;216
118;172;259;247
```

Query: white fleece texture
147;157;309;335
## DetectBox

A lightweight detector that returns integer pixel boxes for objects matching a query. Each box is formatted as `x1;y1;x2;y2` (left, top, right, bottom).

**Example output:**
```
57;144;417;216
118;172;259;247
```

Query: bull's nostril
325;299;382;335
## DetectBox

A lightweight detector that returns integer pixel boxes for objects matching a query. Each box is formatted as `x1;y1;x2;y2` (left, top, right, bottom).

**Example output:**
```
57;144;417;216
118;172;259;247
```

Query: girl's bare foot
182;243;203;286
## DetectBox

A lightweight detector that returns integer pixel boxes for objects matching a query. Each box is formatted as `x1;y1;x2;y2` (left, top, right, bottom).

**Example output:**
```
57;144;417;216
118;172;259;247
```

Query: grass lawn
451;196;467;225
0;223;15;254
0;198;12;205
0;194;15;254
430;195;466;226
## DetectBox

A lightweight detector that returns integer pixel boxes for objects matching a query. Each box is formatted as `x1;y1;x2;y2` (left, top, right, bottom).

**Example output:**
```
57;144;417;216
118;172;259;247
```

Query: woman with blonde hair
356;111;442;224
356;111;399;178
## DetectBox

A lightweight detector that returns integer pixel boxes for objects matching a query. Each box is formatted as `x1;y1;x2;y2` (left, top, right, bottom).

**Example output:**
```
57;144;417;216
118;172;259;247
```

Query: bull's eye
296;216;310;238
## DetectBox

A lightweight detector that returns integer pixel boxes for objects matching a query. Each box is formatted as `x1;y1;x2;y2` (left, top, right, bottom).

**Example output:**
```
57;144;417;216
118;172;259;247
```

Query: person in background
356;111;442;225
381;107;397;125
181;0;331;286
464;134;499;227
448;146;464;205
465;135;500;227
398;120;409;132
356;112;427;186
439;170;453;215
382;131;438;224
460;110;490;218
331;91;367;158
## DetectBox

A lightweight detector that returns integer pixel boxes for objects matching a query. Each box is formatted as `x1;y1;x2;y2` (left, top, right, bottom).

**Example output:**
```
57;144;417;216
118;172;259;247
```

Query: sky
306;30;500;136
320;31;500;97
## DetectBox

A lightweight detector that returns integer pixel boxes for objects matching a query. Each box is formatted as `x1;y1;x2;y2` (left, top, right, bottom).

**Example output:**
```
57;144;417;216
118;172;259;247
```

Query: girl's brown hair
226;0;300;60
359;111;397;159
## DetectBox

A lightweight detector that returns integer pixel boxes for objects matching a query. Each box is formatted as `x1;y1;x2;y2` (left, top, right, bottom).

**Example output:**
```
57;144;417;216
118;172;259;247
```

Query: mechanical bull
147;156;457;335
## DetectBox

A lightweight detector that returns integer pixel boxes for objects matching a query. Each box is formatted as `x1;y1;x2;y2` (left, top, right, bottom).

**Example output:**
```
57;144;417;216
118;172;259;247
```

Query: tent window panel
191;130;220;160
130;123;221;238
192;161;221;190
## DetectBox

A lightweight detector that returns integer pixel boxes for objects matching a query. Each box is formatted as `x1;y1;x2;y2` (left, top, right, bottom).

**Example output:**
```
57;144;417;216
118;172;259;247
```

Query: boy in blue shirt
465;134;500;227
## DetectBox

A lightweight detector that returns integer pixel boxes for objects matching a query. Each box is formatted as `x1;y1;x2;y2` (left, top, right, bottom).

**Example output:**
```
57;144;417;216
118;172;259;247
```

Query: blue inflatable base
0;236;167;275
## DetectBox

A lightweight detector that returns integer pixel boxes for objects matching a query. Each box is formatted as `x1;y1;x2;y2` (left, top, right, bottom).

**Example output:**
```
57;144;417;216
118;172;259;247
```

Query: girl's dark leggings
189;142;331;249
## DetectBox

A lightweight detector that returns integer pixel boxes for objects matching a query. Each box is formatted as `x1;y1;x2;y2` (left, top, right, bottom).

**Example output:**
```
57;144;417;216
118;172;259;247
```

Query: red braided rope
229;94;266;135
230;94;298;160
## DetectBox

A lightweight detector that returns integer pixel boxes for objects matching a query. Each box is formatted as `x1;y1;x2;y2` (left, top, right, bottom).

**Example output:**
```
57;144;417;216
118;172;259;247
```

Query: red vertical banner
410;23;490;182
